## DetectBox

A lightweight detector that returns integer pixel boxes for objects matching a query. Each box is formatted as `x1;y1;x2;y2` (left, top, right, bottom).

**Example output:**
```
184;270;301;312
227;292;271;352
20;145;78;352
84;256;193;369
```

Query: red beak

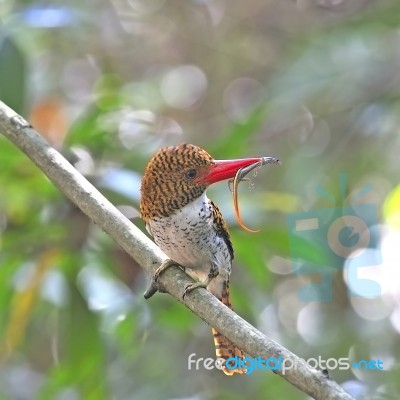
198;158;263;185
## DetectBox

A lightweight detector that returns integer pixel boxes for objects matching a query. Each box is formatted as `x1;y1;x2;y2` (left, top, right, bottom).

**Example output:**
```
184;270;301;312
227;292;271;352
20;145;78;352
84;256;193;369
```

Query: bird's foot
182;281;208;300
182;269;219;300
144;259;183;299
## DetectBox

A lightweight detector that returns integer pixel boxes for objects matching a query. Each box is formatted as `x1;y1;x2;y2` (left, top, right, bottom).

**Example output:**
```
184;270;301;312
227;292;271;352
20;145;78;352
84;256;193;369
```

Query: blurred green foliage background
1;0;400;399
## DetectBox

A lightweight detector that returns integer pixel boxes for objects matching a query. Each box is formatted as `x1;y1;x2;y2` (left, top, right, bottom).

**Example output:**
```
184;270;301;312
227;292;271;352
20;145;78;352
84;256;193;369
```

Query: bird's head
140;143;264;221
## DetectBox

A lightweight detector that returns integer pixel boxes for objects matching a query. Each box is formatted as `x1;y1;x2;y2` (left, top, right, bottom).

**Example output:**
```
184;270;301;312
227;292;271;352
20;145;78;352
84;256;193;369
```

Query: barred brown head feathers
140;143;214;221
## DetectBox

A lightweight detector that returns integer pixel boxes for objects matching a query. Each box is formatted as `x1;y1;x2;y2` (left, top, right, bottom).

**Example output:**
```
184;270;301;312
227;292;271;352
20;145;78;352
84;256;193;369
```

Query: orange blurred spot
29;98;68;147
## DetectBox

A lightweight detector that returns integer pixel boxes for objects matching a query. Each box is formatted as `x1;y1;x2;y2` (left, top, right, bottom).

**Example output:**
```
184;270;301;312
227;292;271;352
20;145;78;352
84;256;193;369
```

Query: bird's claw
182;281;208;300
143;259;183;299
182;267;219;300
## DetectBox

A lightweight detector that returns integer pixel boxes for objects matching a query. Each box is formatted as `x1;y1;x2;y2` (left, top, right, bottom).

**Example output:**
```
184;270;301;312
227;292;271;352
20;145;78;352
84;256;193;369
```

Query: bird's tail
211;281;246;375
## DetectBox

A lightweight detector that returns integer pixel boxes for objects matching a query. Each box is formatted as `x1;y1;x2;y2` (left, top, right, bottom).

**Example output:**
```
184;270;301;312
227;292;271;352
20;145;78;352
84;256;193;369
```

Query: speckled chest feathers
140;144;233;284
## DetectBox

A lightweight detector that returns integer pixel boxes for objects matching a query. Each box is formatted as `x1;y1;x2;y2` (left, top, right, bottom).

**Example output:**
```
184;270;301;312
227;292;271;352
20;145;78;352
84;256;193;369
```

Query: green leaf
39;256;108;400
0;34;25;114
210;103;272;158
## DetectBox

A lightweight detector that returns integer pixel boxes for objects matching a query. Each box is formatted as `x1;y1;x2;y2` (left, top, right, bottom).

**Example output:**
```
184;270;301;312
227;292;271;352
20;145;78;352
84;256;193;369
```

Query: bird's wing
210;200;234;261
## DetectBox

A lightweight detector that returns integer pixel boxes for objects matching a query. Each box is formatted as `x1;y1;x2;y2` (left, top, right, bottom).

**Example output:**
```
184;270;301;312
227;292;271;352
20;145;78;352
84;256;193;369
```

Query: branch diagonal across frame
0;101;354;400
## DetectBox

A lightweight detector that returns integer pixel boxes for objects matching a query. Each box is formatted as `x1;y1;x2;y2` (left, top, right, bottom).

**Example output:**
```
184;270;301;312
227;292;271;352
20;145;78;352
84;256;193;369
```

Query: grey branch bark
0;101;354;400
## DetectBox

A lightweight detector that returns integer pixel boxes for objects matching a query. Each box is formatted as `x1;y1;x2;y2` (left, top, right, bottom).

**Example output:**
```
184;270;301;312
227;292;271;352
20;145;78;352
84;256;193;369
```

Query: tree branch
0;101;354;400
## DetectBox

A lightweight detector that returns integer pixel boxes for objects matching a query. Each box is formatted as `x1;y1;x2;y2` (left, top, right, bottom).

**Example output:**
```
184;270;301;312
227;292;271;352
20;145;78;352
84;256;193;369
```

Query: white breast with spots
147;193;232;284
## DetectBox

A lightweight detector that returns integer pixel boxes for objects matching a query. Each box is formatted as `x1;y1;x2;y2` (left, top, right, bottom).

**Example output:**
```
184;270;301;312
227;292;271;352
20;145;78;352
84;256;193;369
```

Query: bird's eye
185;169;197;180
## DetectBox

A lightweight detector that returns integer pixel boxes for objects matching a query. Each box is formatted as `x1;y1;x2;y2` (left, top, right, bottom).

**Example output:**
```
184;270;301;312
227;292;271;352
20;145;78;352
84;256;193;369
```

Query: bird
140;143;277;375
